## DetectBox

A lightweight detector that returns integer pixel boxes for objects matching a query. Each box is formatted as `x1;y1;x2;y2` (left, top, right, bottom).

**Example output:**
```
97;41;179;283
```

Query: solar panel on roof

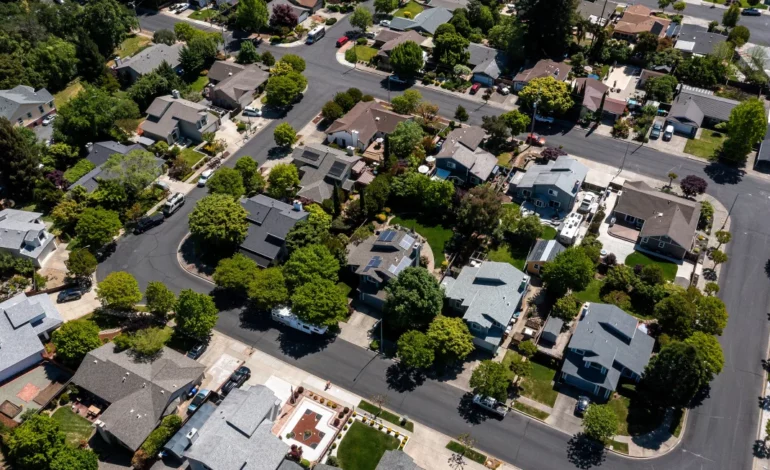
363;256;382;272
302;149;321;161
399;234;415;250
328;161;346;178
378;230;396;242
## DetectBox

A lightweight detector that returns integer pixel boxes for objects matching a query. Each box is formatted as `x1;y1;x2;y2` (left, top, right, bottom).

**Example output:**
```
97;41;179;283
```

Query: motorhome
271;306;328;334
558;212;584;245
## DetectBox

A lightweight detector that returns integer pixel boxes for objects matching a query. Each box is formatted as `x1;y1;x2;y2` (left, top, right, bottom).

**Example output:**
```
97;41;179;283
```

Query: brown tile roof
615;6;670;36
326;101;411;144
378;30;426;54
625;4;652;15
576;78;626;115
512;59;571;84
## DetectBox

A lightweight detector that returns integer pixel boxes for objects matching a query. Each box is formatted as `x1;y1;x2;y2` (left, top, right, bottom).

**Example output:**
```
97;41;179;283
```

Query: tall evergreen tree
517;0;577;58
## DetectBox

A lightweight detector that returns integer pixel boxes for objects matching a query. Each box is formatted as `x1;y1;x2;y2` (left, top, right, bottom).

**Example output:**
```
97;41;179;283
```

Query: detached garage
665;97;703;138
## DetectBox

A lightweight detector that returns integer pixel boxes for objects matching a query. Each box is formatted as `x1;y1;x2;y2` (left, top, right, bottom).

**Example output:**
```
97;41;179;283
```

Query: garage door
563;373;597;395
666;120;696;138
472;74;494;87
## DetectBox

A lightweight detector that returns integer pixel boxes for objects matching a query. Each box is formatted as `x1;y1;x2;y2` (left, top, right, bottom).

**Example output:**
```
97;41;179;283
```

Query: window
446;161;456;169
548;189;558;196
26;112;32;119
38;105;44;114
17;118;23;125
624;214;636;223
590;362;602;370
658;241;666;248
48;101;54;108
641;237;648;243
521;189;531;197
533;263;541;271
573;349;584;356
549;201;561;208
535;200;545;207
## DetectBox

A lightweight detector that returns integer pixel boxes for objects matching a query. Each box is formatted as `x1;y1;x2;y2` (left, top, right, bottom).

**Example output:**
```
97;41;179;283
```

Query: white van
163;192;185;216
663;125;674;141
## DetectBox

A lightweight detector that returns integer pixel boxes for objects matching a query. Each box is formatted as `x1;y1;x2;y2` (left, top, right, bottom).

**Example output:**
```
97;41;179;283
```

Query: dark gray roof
183;386;287;470
468;44;509;79
436;127;496;181
279;461;306;470
142;95;218;139
74;142;160;193
442;261;528;332
389;7;452;35
0;293;62;377
239;195;308;267
675;30;726;56
72;344;205;451
668;97;705;127
427;0;467;9
115;43;184;76
541;316;563;343
526;239;566;263
376;450;423;470
208;61;247;83
347;229;418;283
439;126;486;153
212;64;269;103
577;0;619;23
164;402;217;459
670;85;739;123
291;145;360;203
511;156;588;197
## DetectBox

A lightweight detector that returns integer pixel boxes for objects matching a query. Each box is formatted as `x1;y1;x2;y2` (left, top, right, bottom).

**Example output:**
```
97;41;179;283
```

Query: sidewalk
200;330;520;470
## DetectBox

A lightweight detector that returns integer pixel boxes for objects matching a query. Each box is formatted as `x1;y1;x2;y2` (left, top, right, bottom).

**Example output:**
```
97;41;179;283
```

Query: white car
243;106;262;117
578;193;596;213
42;114;56;126
176;3;189;13
198;169;214;187
379;20;391;27
472;394;507;417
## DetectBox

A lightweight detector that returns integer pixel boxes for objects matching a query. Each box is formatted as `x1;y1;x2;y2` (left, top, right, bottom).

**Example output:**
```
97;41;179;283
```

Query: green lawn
189;8;218;20
739;0;767;8
487;242;529;271
187;74;210;92
519;359;558;407
114;35;151;60
337;281;353;298
607;383;667;437
610;440;629;454
352;45;378;62
541;226;557;240
573;278;603;303
393;1;424;17
390;215;452;264
625;252;677;281
54;79;84;109
513;401;550;420
337;422;400;470
358;400;414;431
683;130;726;160
181;148;206;168
607;393;631;436
497;152;513;167
52;407;93;445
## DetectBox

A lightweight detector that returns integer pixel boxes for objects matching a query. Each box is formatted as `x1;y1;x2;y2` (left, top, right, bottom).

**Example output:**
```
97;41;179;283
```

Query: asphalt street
100;10;770;470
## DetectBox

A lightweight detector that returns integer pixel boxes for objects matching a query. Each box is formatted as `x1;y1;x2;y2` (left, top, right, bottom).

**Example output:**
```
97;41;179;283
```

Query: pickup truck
473;394;508;417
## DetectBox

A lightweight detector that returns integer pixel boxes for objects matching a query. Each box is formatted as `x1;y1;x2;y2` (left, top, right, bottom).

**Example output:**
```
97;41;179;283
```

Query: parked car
470;83;481;94
472;394;507;417
388;75;407;84
221;366;251;396
575;396;590;416
379;19;391;27
133;213;165;234
198;169;214;187
242;106;262;117
336;36;349;47
42;114;56;126
663;125;674;141
95;241;117;262
186;343;207;359
526;133;546;146
497;85;510;95
57;287;84;303
534;114;554;123
578;193;596;213
188;389;211;413
175;3;188;13
163;192;185;216
650;122;662;139
742;7;761;15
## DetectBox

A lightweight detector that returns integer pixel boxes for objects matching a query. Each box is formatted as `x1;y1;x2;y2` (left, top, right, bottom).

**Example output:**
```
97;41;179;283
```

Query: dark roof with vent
239;195;308;267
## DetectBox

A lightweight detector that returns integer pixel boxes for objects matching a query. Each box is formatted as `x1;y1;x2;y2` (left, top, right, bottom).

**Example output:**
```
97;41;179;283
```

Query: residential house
637;69;666;89
239;195;309;268
611;180;701;260
72;344;205;452
141;94;220;145
114;43;184;84
539;316;563;347
427;0;467;9
507;156;589;213
467;43;509;86
613;5;671;41
291;145;360;203
72;141;163;194
389;7;453;35
0;293;63;383
575;77;627;122
0;209;57;267
577;0;619;26
525;239;566;276
326;100;411;151
755;124;770;172
0;86;55;127
442;261;529;353
665;85;739;138
435;126;497;186
346;229;421;310
209;63;269;110
270;0;312;23
376;30;429;71
376;451;424;470
511;60;572;92
560;303;654;399
181;386;291;470
674;24;726;57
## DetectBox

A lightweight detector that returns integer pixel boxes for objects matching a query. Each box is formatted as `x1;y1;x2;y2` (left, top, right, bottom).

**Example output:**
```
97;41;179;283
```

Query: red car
526;133;546;146
336;36;349;47
470;83;481;94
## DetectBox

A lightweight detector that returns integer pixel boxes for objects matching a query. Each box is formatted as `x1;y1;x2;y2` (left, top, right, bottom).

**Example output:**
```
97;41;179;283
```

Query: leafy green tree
81;0;138;56
362;174;391;216
6;414;65;470
604;265;636;292
519;76;574;116
640;341;708;407
75;207;121;250
26;37;77;92
541;247;595;297
145;281;176;320
334;92;355;112
389;41;424;78
654;293;695;338
43;143;79;170
511;214;542;242
188;194;248;252
283;244;339;290
518;339;538;358
552;295;581;321
234;156;265;196
385;267;444;331
487;16;526;60
207;167;245;198
50;447;98;470
176;289;219;340
582;404;618;443
427;315;475;363
501;109;531;135
450;9;472;36
434;32;470;69
125;327;172;357
266;163;301;200
481;115;511;149
374;0;398;13
97;271;142;310
397;330;436;369
237;0;269;32
291;278;348;326
695;294;729;336
213;253;260;293
248;267;289;311
65;248;97;280
274;122;297;147
0;118;41;200
153;29;177;45
322;100;344;121
455;105;469;122
350;6;373;32
102;150;163;197
279;54;306;73
639;265;666;286
388;120;424;158
722;3;740;28
727;25;750;47
722;98;767;165
390;89;422;115
685;331;724;383
644;75;679;102
285;204;332;253
52;320;102;368
180;35;218;76
54;85;140;148
674;55;727;89
457;184;503;236
127;61;186;110
517;0;576;57
470;360;510;401
237;40;261;64
468;0;496;31
265;72;307;107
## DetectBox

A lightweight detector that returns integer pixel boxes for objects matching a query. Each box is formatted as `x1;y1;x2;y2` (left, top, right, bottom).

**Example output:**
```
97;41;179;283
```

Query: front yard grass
337;422;400;470
52;407;93;445
393;1;424;17
54;79;84;109
114;35;151;61
541;226;557;240
608;383;667;437
624;252;677;281
390;215;452;264
497;152;513;167
573;278;603;303
181;148;206;168
446;441;487;464
352;45;378;62
683;130;726;160
189;8;218;20
358;400;414;431
519;358;559;407
513;401;550;420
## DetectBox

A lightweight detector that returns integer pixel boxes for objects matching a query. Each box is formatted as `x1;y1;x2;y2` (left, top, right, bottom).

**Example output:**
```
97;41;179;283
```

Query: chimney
172;89;180;99
293;200;303;212
186;428;200;445
85;142;93;151
115;56;122;66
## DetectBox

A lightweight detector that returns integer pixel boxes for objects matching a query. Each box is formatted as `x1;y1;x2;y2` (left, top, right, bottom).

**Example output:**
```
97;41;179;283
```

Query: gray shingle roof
577;0;618;23
512;156;588;197
0;293;62;379
389;7;452;35
292;145;360;203
541;316;563;343
675;30;726;56
468;44;508;79
668;97;705;127
212;64;269;104
376;450;423;470
0;209;55;260
141;95;218;139
526;239;566;263
442;261;528;332
347;229;418;283
512;59;571;84
0;86;53;122
164;401;216;459
326;101;411;145
239;195;308;267
208;61;247;83
72;344;205;451
670;85;739;123
183;386;287;470
115;43;184;77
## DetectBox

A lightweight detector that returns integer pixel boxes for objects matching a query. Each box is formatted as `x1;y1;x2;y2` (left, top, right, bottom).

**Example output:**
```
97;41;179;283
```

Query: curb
176;233;216;286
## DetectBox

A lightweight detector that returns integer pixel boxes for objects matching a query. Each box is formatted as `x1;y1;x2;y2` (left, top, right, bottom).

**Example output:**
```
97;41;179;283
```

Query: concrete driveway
596;192;637;261
544;387;584;436
338;300;380;349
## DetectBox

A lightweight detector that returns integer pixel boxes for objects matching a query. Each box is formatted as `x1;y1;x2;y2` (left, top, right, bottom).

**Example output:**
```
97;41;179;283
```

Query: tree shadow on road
237;307;272;332
703;162;744;186
385;363;425;393
457;392;489;425
211;288;248;311
689;384;711;408
566;433;606;469
277;326;336;359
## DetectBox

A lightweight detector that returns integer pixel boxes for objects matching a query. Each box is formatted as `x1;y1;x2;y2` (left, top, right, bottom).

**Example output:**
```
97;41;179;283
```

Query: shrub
612;120;630;139
602;290;631;311
326;17;337;25
331;443;337;449
300;459;311;469
344;425;349;430
270;35;281;42
403;11;412;18
326;456;340;467
375;213;387;223
356;37;368;45
604;253;617;266
362;94;374;102
237;121;248;132
518;340;538;358
59;393;71;405
345;48;357;63
370;339;380;350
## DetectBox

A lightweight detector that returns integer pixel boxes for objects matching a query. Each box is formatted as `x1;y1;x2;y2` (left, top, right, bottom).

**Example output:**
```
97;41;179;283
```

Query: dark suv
221;366;251;396
134;213;165;234
186;343;207;360
57;288;84;303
